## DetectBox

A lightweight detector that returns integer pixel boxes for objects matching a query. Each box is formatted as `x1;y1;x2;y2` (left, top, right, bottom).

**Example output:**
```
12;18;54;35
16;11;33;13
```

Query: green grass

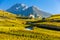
0;10;60;40
0;27;60;40
46;14;60;20
37;22;60;27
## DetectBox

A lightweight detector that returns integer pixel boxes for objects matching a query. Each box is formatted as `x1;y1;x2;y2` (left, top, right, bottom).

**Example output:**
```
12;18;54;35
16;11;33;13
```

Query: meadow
0;10;60;40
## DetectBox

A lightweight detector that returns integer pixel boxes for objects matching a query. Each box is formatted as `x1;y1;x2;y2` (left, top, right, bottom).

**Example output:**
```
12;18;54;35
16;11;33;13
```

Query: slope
0;10;26;27
7;3;51;18
7;3;28;14
21;6;51;18
0;10;60;40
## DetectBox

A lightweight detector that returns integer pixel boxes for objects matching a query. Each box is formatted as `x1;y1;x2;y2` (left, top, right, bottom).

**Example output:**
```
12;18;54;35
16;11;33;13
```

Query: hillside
29;14;60;30
0;10;26;27
0;10;60;40
46;14;60;20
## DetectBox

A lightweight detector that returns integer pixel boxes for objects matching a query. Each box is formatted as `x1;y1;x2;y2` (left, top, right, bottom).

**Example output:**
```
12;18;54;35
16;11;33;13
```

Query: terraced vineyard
0;27;60;40
0;10;60;40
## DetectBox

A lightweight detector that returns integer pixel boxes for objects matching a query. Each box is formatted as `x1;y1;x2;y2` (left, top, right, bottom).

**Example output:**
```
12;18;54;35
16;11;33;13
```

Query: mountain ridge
6;3;52;18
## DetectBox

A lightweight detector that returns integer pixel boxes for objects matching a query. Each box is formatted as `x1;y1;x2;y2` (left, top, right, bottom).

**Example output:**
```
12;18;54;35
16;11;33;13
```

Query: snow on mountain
6;3;51;18
7;3;28;14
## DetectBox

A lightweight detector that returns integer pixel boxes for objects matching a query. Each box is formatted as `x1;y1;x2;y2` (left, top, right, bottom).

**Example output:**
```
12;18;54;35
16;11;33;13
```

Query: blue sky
0;0;60;14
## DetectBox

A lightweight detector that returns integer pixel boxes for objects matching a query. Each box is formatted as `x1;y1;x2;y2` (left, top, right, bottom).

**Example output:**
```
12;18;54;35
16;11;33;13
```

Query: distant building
29;14;35;18
29;14;43;19
37;15;42;18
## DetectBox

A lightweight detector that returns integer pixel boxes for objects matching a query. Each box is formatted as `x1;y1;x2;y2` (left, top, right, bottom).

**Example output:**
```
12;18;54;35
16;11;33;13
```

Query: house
29;14;35;18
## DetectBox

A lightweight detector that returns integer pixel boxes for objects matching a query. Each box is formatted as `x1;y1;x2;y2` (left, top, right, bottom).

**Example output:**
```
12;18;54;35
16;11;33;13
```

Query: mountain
7;3;28;14
7;3;51;18
21;6;51;18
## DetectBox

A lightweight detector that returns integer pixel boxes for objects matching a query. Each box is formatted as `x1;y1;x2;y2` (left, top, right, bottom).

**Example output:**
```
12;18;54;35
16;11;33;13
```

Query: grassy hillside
46;14;60;20
0;10;27;27
0;10;60;40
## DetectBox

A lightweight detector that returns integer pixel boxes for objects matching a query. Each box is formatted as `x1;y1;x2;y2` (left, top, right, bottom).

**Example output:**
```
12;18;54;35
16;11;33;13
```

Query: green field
0;10;60;40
